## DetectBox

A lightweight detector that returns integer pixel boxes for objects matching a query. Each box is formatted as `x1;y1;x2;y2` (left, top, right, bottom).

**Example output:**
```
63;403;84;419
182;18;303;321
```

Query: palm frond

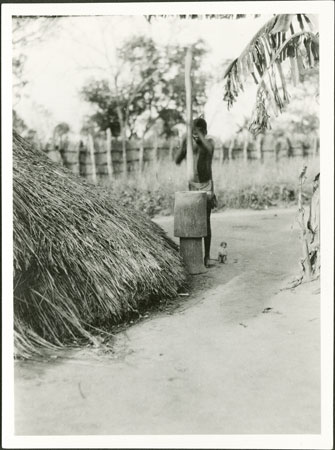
223;14;319;135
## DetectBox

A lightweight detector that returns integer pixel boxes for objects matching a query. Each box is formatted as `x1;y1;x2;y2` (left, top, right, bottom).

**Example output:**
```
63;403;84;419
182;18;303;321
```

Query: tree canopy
81;36;210;138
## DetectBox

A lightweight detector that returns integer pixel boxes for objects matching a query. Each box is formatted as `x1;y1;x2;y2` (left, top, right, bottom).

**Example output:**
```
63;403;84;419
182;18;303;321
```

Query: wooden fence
45;132;320;182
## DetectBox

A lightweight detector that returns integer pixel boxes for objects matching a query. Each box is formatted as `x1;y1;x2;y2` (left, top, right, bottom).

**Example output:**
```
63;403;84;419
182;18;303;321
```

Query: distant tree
157;109;184;138
12;109;43;149
53;122;70;141
151;40;209;138
12;110;28;134
12;16;60;104
80;35;209;174
81;35;162;173
81;36;209;140
80;116;103;137
250;67;319;159
81;80;126;137
12;54;28;100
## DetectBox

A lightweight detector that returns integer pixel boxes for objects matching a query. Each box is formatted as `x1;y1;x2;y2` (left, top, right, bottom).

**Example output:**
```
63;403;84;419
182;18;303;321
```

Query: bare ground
14;207;320;435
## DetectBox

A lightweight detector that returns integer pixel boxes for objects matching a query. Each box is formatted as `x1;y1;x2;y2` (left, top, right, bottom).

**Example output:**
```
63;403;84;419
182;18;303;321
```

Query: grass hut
13;131;187;358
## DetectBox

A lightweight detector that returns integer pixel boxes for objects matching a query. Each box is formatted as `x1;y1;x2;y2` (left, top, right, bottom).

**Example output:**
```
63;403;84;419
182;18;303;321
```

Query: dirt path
15;208;320;435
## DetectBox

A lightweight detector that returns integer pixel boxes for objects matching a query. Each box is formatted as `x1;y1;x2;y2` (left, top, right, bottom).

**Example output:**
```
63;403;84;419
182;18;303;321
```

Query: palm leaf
223;14;319;135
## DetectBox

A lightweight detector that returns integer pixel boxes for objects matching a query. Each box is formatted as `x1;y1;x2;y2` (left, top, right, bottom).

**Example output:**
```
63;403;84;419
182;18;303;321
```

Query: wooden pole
88;134;97;184
185;47;194;183
228;137;234;161
174;47;207;274
106;128;113;180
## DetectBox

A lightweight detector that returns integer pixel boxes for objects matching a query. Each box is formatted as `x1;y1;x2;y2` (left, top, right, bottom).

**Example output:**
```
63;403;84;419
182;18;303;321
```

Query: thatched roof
13;131;186;358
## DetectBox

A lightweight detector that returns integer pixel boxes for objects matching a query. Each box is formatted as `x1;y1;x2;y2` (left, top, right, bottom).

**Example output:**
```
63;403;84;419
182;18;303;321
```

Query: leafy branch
223;14;319;135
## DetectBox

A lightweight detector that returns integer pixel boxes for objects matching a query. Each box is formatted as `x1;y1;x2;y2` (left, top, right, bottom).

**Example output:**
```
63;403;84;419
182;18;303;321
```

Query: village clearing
15;207;320;435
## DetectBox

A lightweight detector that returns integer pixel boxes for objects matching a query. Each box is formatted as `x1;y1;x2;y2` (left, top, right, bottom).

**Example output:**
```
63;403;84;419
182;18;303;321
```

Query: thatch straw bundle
13;131;186;358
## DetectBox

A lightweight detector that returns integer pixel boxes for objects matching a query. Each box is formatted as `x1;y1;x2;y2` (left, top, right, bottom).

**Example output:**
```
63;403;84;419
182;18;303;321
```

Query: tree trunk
106;128;113;180
88;134;97;184
185;47;194;183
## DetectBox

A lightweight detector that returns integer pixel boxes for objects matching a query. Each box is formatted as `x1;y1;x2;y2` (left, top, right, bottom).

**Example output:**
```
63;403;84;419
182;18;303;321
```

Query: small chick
218;241;228;264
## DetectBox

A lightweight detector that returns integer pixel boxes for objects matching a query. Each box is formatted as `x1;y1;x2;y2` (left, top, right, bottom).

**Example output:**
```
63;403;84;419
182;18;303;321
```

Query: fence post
287;137;293;158
79;140;86;178
275;141;280;162
153;132;158;166
88;134;97;184
219;145;224;164
255;134;263;161
121;136;127;177
243;131;248;163
106;128;113;180
312;134;318;159
228;138;234;161
139;137;144;172
169;138;174;161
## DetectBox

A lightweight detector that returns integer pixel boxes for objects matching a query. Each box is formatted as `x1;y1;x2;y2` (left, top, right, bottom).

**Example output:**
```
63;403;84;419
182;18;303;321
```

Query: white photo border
2;2;334;448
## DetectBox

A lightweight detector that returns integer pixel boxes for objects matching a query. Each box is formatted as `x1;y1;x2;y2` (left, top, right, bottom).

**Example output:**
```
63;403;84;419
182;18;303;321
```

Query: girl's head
193;117;207;135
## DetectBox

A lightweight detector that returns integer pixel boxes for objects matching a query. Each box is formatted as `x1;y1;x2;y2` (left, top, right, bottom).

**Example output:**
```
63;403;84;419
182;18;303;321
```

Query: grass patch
104;157;320;217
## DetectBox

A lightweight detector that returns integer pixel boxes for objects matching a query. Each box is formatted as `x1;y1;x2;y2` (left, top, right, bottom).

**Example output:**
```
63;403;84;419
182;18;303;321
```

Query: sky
14;14;275;141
